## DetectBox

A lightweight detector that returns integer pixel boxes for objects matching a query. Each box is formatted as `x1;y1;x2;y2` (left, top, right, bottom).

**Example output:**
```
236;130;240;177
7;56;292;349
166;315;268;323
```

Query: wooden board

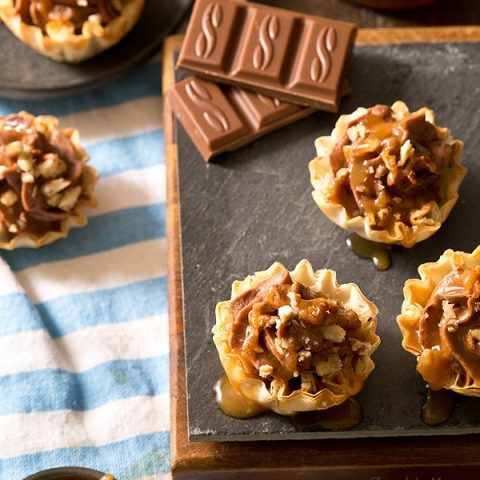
163;27;480;479
176;41;480;441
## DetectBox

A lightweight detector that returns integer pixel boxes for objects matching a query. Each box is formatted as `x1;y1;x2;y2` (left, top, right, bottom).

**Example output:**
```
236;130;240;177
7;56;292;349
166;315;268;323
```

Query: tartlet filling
0;113;87;239
228;267;370;394
329;104;455;232
419;267;480;389
15;0;123;33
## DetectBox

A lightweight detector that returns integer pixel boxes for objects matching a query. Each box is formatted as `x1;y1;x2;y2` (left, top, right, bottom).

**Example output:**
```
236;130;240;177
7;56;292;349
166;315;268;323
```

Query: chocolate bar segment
167;77;315;161
177;0;356;111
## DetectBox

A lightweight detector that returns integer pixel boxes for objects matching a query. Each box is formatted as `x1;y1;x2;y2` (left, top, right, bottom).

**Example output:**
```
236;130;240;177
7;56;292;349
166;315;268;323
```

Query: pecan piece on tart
212;259;380;415
0;111;98;249
0;0;145;62
309;101;466;248
398;247;480;395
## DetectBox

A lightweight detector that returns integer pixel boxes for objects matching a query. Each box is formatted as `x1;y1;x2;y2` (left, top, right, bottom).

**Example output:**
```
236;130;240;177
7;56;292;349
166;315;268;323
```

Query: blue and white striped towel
0;59;170;479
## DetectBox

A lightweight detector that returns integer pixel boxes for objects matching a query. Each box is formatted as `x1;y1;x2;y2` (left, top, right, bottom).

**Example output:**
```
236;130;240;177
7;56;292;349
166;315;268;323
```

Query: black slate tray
0;0;192;99
176;41;480;442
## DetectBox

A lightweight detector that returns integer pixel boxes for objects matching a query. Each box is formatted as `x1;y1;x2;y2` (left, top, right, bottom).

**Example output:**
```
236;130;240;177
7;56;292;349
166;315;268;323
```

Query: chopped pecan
228;273;366;389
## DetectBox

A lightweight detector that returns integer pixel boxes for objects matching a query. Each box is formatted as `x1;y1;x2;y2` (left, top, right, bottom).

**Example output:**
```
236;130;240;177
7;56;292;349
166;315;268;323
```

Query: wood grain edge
162;34;184;476
356;25;480;44
163;30;480;479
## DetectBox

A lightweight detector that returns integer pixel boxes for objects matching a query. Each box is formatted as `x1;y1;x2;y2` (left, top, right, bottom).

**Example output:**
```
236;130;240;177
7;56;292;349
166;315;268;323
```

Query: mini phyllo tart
309;101;466;248
398;247;480;395
0;0;145;63
213;259;380;415
0;111;98;249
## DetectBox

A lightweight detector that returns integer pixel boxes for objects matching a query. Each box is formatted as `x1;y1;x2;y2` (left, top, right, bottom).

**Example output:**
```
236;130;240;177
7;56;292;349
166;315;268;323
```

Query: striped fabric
0;60;170;479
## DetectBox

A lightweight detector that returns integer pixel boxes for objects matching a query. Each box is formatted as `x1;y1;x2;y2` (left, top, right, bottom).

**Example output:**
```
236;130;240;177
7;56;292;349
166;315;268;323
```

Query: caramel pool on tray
309;101;466;248
398;247;480;396
212;259;380;417
0;111;98;249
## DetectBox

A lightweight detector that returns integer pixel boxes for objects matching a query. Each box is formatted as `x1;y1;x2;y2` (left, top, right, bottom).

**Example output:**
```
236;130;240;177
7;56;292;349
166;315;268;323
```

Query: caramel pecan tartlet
309;101;466;248
0;0;144;62
0;111;98;249
213;260;380;415
398;248;480;396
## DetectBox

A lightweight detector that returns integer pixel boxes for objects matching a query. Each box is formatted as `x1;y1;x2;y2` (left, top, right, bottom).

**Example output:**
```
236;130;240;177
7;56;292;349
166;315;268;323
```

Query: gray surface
0;0;192;99
177;42;480;441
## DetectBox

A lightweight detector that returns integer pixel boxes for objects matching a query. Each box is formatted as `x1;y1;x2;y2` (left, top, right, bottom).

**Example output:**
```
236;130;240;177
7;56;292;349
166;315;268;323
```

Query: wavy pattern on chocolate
253;15;280;71
179;0;356;110
195;2;223;59
185;79;229;132
169;76;314;161
311;27;337;83
257;93;281;108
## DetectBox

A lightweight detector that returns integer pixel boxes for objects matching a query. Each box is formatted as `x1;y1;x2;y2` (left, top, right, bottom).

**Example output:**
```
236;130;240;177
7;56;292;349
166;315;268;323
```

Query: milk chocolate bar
177;0;356;111
167;76;315;161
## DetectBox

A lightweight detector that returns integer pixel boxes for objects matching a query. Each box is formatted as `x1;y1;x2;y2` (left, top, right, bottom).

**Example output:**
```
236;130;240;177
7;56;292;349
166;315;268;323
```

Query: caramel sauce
0;113;86;239
215;374;268;419
419;267;480;389
330;106;448;235
16;0;122;33
355;111;399;144
346;234;391;271
229;271;363;388
294;398;362;430
215;371;362;429
421;388;457;426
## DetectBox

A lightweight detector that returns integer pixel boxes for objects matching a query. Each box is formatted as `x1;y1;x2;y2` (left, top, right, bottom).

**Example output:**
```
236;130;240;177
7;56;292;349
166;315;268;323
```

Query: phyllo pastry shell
212;259;380;415
309;101;466;248
0;111;98;249
0;0;145;63
398;247;480;395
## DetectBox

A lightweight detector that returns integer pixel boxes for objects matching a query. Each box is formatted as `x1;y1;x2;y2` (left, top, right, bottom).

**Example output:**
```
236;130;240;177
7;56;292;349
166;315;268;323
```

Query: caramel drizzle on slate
215;373;362;430
294;398;362;430
421;388;457;426
215;374;268;419
346;234;392;271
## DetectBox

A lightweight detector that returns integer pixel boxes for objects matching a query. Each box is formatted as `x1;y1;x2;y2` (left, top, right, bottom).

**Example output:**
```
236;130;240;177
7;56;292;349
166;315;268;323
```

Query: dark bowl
0;0;193;99
23;467;111;480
